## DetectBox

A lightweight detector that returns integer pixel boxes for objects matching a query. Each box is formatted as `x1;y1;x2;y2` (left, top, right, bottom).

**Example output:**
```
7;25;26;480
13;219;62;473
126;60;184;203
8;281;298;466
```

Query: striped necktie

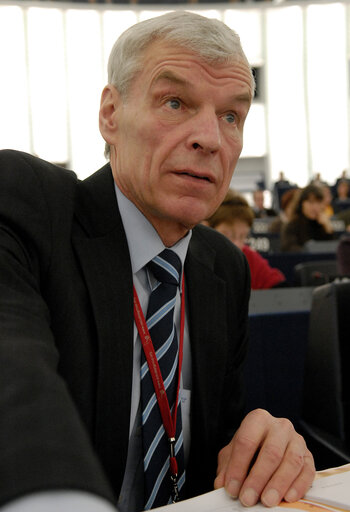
141;249;185;509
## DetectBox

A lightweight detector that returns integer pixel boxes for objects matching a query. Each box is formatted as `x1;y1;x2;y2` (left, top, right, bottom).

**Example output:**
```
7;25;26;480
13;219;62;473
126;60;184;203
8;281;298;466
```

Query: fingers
283;450;316;503
215;410;267;496
214;409;316;507
253;433;314;506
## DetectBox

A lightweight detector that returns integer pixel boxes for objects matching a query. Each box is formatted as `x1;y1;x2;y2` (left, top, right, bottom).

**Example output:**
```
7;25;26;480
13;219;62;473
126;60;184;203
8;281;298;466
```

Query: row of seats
265;250;338;286
252;217;346;235
249;233;343;255
245;281;350;470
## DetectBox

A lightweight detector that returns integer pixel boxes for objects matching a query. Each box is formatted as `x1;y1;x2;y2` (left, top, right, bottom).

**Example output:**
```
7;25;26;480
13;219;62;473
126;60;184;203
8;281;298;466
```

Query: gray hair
104;10;254;158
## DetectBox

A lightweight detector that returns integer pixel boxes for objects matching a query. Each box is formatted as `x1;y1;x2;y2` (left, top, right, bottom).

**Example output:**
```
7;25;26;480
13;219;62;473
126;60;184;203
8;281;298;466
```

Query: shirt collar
115;184;192;275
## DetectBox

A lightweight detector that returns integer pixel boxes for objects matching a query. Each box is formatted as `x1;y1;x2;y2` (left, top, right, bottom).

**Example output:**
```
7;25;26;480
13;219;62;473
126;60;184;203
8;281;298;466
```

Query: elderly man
0;11;314;512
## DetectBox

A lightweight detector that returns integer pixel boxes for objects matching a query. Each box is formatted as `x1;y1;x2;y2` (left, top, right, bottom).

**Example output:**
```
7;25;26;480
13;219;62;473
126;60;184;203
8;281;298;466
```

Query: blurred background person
320;184;334;217
271;171;293;212
281;184;334;252
207;193;286;289
268;188;299;235
332;178;350;214
251;188;277;218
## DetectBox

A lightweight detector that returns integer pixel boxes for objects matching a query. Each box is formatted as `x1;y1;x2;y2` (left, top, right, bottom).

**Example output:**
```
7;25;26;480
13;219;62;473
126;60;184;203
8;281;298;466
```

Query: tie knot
147;249;181;286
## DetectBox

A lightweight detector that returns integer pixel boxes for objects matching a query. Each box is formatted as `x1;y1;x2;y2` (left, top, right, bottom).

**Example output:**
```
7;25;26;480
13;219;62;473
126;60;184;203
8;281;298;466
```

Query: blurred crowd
260;170;350;246
204;170;350;290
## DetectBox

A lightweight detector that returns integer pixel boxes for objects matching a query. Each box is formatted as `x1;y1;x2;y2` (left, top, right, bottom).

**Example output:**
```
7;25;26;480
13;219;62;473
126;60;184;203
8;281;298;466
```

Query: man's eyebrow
152;70;189;88
233;92;253;105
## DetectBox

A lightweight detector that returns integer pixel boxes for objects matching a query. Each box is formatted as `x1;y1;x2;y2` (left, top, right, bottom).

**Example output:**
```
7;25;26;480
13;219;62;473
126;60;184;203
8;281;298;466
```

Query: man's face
107;40;252;245
254;190;264;209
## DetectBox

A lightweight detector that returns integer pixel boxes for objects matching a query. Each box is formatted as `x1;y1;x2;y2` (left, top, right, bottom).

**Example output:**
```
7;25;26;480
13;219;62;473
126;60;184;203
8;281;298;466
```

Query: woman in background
207;193;286;289
281;184;334;252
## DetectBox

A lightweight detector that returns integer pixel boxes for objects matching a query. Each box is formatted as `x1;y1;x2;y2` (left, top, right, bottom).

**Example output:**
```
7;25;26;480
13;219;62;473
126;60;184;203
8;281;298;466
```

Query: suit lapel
72;164;133;494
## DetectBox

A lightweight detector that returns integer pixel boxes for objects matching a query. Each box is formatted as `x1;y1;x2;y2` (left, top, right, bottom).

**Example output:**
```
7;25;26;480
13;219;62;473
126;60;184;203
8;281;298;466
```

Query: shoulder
0;149;78;219
0;149;77;187
0;151;80;262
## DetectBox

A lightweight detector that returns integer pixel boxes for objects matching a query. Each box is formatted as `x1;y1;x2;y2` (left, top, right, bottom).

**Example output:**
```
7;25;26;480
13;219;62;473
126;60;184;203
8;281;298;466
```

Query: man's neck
148;218;191;248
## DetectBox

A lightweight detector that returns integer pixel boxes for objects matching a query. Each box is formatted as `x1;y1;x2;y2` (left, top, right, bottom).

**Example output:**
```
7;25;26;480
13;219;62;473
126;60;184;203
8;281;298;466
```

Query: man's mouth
178;171;212;183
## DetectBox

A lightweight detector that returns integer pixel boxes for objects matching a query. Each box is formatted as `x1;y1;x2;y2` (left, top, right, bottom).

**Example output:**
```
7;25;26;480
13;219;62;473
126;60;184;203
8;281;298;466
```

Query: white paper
152;488;299;512
303;466;350;511
150;465;350;512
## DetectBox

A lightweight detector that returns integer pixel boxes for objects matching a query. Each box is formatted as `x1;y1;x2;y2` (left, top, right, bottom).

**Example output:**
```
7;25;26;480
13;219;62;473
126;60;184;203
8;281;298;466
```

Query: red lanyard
133;273;185;493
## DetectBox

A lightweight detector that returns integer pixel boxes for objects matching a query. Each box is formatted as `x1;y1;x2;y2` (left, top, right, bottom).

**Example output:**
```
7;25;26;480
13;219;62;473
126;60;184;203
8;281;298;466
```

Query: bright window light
27;7;68;163
224;9;263;65
0;6;31;153
241;103;266;158
139;10;172;21
187;9;221;20
65;9;106;177
265;6;309;185
306;3;349;183
102;10;137;83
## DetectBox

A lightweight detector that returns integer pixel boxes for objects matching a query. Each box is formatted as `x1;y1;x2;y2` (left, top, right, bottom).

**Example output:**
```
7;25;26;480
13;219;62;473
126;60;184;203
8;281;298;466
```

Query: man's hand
214;409;315;507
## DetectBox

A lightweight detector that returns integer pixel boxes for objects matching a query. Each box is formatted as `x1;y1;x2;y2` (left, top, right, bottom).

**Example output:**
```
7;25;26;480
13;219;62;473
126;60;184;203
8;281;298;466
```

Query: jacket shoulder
0;149;77;185
0;149;78;223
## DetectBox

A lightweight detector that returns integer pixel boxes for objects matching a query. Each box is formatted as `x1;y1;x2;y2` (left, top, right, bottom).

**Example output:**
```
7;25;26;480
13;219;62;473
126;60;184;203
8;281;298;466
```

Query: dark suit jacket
0;150;250;508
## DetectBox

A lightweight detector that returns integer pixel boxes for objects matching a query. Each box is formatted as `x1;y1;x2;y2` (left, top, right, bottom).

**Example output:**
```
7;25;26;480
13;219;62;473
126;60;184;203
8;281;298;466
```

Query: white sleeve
0;491;118;512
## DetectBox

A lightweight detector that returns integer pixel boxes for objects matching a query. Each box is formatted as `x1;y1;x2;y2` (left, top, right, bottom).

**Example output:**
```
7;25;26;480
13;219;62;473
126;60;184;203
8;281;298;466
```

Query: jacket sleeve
0;150;115;508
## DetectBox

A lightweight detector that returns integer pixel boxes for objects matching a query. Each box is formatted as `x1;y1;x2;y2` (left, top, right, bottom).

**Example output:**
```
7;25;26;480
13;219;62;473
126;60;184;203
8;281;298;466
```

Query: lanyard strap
133;274;185;477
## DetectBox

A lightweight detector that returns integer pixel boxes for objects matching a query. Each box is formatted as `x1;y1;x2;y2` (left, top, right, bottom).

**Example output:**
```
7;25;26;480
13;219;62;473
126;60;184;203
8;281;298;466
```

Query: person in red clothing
207;192;286;289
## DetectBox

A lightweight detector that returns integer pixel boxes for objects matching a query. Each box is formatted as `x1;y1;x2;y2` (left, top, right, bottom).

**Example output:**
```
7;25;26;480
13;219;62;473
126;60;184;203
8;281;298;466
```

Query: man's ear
99;85;121;145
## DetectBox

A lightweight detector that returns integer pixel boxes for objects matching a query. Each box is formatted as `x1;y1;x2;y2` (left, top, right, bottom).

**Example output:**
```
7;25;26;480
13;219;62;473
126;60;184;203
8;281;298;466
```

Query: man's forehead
142;39;246;73
150;66;253;105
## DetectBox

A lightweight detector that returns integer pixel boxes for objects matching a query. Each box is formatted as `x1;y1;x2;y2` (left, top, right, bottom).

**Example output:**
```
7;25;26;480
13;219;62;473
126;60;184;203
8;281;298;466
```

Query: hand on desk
214;409;315;507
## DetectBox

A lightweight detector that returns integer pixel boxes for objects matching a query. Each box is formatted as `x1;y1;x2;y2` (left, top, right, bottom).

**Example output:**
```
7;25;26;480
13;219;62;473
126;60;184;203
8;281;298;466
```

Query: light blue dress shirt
116;185;192;512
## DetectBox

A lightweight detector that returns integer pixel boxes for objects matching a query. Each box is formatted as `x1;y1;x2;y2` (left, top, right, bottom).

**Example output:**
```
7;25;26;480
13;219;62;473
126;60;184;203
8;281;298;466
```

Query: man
252;189;277;218
0;11;314;512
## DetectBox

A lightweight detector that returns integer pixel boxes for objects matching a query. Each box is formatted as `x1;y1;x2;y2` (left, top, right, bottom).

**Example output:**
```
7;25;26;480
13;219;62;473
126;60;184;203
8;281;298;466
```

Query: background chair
245;288;313;427
303;239;339;253
265;252;336;286
294;260;338;286
301;281;350;468
337;234;350;276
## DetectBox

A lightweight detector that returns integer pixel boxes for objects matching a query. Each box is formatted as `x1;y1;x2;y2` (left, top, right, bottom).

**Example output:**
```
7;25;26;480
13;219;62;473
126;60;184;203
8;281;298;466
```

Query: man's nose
187;107;221;154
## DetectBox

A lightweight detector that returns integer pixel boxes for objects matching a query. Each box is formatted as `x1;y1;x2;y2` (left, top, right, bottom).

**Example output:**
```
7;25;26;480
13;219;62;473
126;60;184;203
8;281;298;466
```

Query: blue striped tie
141;249;185;509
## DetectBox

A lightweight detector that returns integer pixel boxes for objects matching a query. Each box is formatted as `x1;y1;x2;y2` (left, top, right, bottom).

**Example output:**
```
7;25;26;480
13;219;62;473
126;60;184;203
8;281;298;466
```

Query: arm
0;151;114;507
212;230;315;505
316;212;334;236
242;247;285;289
0;492;117;512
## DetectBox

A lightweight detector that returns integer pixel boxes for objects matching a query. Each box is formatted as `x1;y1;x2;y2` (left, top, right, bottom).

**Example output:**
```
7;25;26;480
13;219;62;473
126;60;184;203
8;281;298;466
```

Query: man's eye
224;112;236;124
166;98;181;110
